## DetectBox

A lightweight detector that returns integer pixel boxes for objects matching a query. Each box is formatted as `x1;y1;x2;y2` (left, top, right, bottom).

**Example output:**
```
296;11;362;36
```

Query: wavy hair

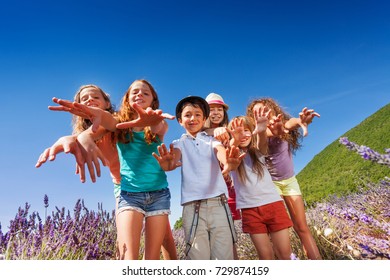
115;79;160;144
246;97;302;153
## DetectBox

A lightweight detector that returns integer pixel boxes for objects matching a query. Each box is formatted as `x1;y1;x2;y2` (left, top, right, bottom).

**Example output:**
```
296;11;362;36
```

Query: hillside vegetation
297;103;390;205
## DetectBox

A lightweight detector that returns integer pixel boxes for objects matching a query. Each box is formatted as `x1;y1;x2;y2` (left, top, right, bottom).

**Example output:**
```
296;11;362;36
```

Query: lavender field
1;138;389;260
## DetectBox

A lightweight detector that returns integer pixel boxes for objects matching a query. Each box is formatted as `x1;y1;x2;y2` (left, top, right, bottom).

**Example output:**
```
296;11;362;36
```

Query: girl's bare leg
269;228;292;260
116;210;144;260
161;221;178;260
284;195;322;259
250;233;275;260
144;214;169;260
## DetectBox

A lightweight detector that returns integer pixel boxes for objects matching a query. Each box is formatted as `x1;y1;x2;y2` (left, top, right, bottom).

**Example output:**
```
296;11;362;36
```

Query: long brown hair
203;106;229;129
115;79;160;144
228;116;265;184
246;97;302;153
72;84;114;134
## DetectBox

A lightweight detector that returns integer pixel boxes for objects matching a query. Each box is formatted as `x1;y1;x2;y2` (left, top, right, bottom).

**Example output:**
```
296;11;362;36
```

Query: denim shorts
118;188;171;217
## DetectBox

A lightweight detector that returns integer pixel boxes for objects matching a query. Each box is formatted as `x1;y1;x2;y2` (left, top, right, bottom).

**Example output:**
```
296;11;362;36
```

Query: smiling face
179;103;206;137
240;128;253;148
78;86;110;110
128;81;155;109
208;104;225;127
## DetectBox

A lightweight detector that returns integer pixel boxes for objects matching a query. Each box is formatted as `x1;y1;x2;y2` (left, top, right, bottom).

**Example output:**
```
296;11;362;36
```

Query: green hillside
297;103;390;206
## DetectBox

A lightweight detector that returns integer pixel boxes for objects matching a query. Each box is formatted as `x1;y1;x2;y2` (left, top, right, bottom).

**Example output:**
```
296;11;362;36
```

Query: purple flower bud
43;195;49;208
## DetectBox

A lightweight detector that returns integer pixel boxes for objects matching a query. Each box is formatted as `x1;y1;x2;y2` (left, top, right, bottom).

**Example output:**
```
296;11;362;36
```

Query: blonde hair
228;116;265;184
246;97;302;153
72;84;114;134
115;79;160;144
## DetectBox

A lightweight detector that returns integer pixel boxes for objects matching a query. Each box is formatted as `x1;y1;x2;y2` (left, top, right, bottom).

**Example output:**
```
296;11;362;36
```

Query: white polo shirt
172;131;228;205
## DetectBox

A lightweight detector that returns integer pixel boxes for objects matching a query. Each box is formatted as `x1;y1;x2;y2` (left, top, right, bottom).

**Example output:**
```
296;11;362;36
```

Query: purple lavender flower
339;137;390;167
43;195;49;208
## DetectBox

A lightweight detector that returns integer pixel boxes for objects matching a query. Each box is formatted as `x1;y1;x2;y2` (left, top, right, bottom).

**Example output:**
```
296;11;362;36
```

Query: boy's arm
284;107;320;136
152;143;182;171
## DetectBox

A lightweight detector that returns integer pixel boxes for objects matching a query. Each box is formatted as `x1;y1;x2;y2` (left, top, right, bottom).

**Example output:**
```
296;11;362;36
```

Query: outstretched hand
221;145;246;175
35;135;84;168
76;133;107;183
227;118;245;145
152;143;181;171
268;114;289;136
49;97;92;119
49;98;105;133
298;107;320;136
213;127;230;146
252;105;271;135
35;134;107;183
116;103;175;129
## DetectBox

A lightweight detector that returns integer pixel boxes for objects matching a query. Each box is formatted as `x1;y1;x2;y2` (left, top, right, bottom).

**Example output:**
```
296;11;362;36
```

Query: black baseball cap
175;96;210;121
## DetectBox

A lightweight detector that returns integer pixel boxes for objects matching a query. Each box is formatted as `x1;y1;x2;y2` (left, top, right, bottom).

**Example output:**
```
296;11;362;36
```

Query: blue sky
0;0;389;230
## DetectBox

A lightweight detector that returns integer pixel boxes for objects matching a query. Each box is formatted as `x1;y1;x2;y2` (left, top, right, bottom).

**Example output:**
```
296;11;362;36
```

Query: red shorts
241;201;292;234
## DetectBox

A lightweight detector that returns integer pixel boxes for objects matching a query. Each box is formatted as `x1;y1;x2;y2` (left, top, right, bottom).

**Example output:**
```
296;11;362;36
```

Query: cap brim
207;100;229;110
175;96;210;120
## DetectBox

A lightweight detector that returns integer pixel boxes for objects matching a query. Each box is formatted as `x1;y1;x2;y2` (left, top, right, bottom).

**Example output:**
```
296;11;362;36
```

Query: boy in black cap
153;96;245;260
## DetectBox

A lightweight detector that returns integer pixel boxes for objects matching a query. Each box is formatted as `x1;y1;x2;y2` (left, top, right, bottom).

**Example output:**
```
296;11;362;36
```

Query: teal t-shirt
116;131;168;192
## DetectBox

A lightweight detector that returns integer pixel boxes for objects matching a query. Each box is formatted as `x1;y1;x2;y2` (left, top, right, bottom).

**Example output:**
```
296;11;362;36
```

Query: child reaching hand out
36;80;177;260
152;96;245;260
247;97;321;260
227;106;293;260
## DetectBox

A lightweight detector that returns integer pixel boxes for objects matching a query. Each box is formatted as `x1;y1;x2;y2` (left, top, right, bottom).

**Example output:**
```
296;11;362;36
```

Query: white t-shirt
231;154;283;209
172;131;228;205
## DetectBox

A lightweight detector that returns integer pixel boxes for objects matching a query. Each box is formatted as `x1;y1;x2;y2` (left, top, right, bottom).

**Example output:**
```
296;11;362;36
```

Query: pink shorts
241;201;293;234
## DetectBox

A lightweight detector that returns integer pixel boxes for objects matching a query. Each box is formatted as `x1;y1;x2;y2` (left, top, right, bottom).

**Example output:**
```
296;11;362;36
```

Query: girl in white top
228;106;293;260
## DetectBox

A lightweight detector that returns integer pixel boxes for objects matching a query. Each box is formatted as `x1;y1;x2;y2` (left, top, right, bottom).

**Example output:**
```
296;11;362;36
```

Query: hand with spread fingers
252;105;271;135
116;103;175;130
227;117;245;146
49;97;94;119
49;98;108;133
35;133;107;183
76;131;107;183
35;135;84;168
152;143;181;171
297;107;321;136
221;145;246;175
268;114;289;136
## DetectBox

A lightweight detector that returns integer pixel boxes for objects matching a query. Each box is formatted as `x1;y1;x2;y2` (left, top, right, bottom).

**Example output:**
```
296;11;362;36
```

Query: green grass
297;103;390;206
